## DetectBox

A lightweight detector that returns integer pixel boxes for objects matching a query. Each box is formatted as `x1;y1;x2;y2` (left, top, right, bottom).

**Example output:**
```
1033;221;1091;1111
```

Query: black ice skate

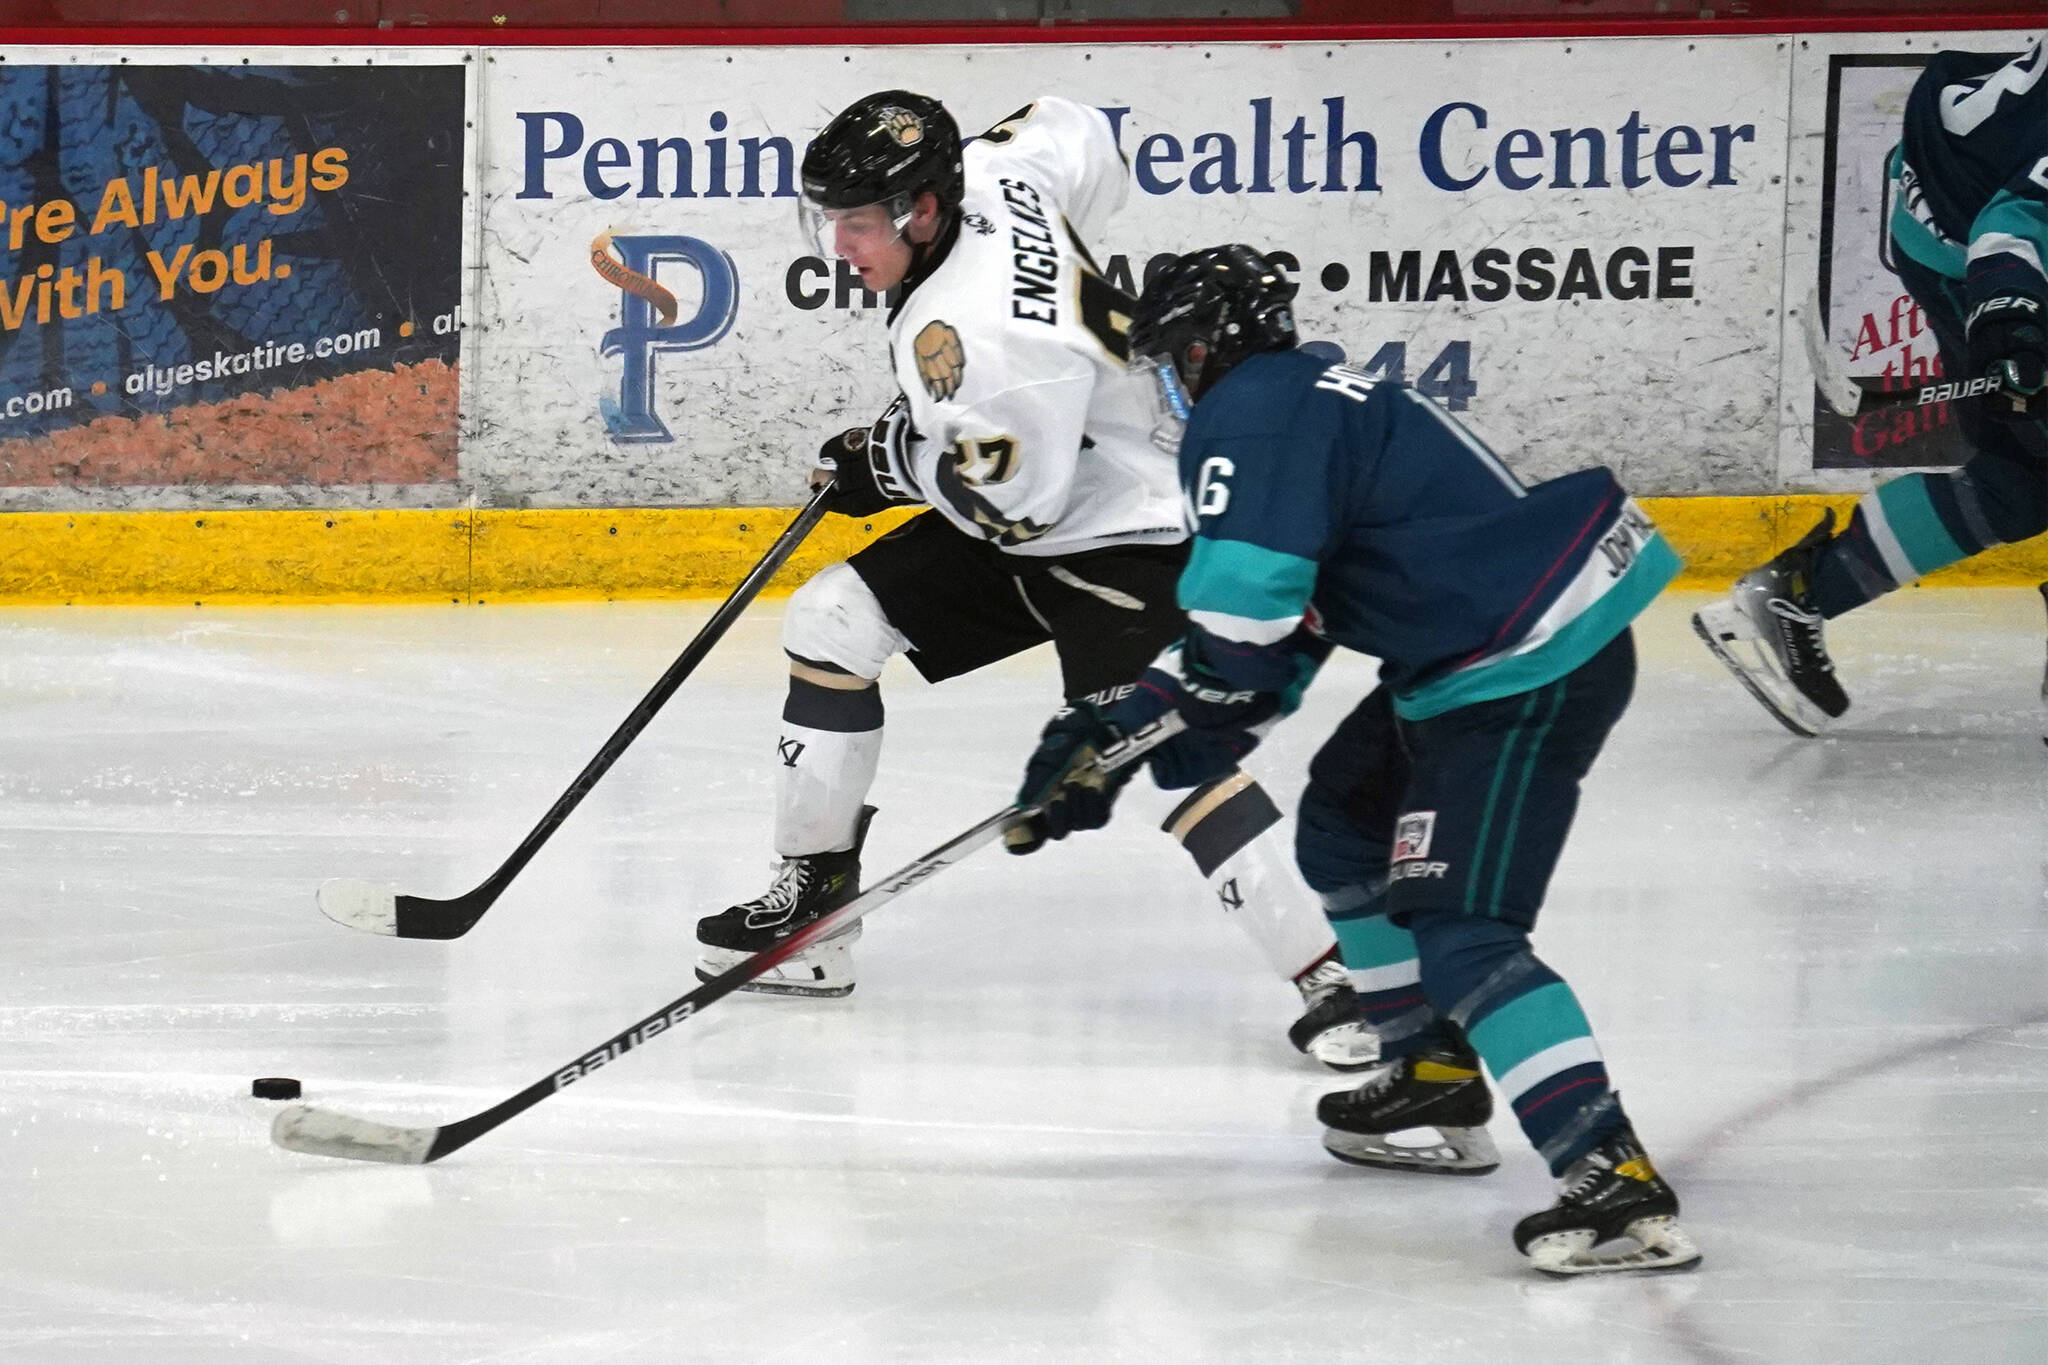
694;807;875;998
1513;1128;1701;1277
1316;1029;1500;1175
1289;957;1379;1071
1692;511;1851;736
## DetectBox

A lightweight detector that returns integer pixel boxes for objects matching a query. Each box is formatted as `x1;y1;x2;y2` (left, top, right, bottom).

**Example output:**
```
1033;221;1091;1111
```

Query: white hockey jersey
872;97;1189;558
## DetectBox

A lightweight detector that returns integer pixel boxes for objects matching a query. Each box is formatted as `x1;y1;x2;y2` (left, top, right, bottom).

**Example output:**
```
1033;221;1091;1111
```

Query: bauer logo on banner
1392;811;1436;862
591;233;739;444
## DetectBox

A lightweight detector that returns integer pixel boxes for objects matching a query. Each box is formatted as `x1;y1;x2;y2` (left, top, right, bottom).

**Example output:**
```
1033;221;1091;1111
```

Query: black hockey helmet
1129;245;1299;402
799;91;965;253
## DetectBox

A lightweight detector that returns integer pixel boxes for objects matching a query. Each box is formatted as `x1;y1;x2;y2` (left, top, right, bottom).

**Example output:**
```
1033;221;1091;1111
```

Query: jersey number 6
1195;457;1234;517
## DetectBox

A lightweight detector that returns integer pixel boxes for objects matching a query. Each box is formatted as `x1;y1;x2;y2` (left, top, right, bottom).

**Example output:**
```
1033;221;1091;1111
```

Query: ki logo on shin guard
777;737;807;767
591;234;740;444
1217;877;1244;911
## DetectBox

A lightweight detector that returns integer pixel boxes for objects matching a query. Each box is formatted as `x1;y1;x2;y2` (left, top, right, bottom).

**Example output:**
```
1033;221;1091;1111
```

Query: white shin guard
774;562;906;857
1163;772;1340;984
775;719;883;857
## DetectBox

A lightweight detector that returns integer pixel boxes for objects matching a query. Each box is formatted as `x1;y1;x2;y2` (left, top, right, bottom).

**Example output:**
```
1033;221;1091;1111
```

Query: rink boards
0;26;2043;598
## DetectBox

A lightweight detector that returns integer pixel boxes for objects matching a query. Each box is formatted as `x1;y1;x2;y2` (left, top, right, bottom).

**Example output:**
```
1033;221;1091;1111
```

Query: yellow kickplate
0;497;2041;603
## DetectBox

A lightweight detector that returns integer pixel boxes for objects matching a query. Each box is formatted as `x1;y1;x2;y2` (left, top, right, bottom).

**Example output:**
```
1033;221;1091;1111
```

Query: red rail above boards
0;1;2038;43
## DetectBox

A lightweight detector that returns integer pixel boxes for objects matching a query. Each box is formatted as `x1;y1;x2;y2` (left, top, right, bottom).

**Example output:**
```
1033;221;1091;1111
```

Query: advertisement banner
1786;28;2037;483
1812;53;1966;471
0;53;469;509
471;38;1791;507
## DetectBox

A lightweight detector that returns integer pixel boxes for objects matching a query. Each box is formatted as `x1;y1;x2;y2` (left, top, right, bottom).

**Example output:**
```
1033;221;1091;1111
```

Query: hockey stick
273;713;1186;1164
1800;286;2005;417
316;486;835;941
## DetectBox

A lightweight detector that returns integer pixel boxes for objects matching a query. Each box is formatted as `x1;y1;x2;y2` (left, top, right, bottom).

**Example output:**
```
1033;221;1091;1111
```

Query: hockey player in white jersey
693;90;1372;1068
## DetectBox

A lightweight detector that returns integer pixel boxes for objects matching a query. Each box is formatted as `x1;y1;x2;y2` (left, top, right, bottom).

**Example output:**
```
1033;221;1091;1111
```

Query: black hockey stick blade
316;487;835;940
275;715;1186;1163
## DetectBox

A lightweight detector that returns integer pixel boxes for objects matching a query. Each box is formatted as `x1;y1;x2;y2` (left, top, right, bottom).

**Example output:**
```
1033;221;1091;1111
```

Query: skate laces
1765;597;1836;674
1298;959;1350;1004
745;858;813;924
1358;1056;1411;1099
1561;1155;1612;1202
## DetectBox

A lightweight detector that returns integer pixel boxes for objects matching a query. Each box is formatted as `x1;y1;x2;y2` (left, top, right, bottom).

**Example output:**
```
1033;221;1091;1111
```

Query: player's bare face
828;206;915;292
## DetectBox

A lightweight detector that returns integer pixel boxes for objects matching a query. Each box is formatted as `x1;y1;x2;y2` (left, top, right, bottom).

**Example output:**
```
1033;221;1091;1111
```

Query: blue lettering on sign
1098;98;1753;195
598;236;739;443
1416;102;1753;191
516;111;796;201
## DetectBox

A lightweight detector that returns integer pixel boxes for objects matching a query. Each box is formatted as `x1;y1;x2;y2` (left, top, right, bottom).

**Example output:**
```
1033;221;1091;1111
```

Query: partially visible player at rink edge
1015;245;1701;1277
1697;36;2048;736
692;91;1375;1070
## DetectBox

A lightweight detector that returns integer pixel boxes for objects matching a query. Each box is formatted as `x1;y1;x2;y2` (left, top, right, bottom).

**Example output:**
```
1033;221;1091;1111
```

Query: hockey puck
251;1077;301;1101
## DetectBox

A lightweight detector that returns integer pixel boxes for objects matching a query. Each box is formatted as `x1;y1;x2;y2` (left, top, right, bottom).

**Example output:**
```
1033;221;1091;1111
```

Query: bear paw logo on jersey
915;320;966;401
881;107;924;147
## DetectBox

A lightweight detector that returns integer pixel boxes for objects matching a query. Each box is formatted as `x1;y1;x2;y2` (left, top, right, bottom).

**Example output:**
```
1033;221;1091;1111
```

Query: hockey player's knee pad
782;562;911;681
1408;910;1554;1022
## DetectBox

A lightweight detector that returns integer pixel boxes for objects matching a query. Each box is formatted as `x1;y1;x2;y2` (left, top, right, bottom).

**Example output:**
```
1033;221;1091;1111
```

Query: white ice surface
1;589;2043;1363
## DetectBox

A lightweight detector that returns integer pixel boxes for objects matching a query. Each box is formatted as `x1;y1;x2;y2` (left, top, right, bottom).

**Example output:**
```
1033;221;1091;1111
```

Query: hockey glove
1964;286;2048;422
1120;625;1331;790
813;395;925;516
1113;666;1282;791
1007;703;1139;855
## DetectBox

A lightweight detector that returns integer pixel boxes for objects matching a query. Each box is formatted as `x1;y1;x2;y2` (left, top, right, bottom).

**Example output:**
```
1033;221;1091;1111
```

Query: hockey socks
774;674;884;857
1324;900;1438;1062
1811;473;2007;618
1413;912;1625;1175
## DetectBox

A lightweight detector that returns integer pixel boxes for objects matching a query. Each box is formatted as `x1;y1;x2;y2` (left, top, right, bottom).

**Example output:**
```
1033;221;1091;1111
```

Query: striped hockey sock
1461;967;1624;1175
1325;899;1439;1060
1811;473;2002;618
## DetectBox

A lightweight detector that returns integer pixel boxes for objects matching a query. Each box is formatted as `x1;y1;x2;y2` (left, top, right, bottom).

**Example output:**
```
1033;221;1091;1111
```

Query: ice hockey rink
2;587;2042;1363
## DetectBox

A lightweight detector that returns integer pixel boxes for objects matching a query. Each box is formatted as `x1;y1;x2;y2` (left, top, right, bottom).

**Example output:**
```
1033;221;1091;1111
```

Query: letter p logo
597;234;739;443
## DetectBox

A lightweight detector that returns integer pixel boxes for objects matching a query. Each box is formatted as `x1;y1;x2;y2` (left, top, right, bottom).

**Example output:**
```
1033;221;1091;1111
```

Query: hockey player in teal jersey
1697;37;2048;734
1009;245;1700;1276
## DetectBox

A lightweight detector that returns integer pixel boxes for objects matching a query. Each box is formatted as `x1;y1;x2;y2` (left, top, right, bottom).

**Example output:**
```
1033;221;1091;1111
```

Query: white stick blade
1800;286;1865;417
316;878;399;935
271;1104;437;1164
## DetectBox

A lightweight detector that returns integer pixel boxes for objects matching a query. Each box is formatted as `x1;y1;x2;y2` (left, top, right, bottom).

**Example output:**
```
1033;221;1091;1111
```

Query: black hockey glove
1116;665;1283;791
1964;288;2048;422
1115;625;1330;790
813;395;924;516
1007;703;1139;855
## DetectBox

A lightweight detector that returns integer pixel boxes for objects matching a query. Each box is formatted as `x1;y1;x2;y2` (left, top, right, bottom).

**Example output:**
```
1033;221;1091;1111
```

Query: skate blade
694;943;856;999
1525;1215;1703;1277
1307;1021;1382;1072
1691;607;1831;737
1322;1124;1500;1176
